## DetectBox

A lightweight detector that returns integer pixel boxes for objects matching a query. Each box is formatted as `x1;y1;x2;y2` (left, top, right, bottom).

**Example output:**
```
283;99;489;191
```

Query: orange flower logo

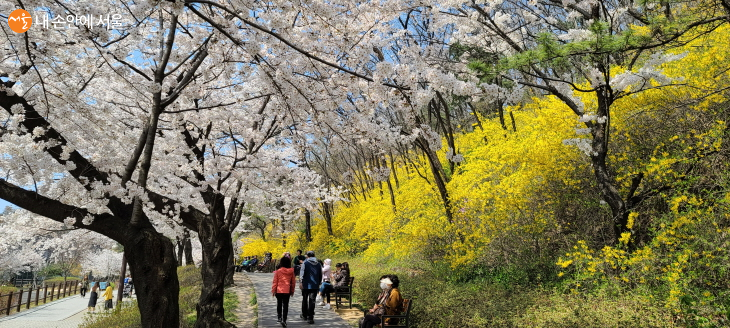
8;9;32;33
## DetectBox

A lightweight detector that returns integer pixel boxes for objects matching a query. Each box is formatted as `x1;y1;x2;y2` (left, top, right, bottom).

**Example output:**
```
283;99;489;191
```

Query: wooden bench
334;276;354;309
261;259;277;273
381;298;413;328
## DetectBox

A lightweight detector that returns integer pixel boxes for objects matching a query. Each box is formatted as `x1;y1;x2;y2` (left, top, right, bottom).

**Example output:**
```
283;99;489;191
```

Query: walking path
230;272;256;328
0;293;89;328
246;272;352;328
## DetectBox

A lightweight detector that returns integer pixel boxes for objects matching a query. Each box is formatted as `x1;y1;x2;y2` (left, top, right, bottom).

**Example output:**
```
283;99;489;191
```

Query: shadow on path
245;272;352;328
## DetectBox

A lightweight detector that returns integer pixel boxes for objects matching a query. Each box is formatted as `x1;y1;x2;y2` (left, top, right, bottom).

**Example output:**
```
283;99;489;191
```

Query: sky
0;199;12;212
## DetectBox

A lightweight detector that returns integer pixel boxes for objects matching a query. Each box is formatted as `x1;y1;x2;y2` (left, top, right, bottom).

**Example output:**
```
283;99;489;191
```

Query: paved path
246;272;351;328
0;293;90;328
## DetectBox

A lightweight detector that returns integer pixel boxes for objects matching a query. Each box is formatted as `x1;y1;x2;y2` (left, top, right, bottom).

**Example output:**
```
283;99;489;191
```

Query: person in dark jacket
80;277;88;298
299;251;322;324
333;262;351;291
293;250;306;276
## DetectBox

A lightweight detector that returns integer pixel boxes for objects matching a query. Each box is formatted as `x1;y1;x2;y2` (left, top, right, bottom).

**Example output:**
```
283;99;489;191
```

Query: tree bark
415;137;453;222
195;194;235;328
389;152;400;188
386;178;397;212
321;202;334;235
184;233;194;265
224;189;244;287
125;228;180;328
592;90;629;244
116;254;127;308
304;209;312;242
224;248;235;287
177;240;184;266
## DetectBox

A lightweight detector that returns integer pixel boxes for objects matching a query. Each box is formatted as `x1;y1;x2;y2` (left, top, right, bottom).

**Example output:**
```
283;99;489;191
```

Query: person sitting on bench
246;256;259;272
333;262;350;292
359;275;403;328
257;252;272;271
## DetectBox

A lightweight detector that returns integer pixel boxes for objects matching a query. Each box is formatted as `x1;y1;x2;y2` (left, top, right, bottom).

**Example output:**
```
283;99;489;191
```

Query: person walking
80;277;88;298
293;250;306;276
299;251;322;324
272;256;296;327
87;283;99;312
103;282;114;310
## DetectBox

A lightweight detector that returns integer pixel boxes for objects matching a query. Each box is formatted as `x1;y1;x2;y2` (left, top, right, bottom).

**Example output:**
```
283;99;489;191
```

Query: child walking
103;282;114;310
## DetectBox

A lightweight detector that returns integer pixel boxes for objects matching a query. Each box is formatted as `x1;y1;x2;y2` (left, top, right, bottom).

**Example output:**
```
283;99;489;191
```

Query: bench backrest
348;276;355;287
402;298;412;317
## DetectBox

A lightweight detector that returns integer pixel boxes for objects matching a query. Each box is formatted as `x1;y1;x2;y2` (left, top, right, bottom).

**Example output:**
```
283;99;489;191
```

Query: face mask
380;282;388;290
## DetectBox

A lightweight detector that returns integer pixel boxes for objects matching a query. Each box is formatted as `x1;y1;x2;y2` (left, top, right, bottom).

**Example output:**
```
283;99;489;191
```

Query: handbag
373;305;385;317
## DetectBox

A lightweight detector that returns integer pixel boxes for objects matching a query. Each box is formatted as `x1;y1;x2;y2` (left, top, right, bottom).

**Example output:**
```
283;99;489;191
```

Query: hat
380;277;393;285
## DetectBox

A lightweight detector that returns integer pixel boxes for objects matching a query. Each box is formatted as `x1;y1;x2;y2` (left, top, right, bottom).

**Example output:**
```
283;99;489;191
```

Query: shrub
79;301;141;328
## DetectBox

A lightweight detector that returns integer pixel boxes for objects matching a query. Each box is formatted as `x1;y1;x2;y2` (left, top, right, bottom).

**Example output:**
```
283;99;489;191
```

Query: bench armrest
381;314;407;320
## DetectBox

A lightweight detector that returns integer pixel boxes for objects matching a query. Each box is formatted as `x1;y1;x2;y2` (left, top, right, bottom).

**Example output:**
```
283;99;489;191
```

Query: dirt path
230;272;257;328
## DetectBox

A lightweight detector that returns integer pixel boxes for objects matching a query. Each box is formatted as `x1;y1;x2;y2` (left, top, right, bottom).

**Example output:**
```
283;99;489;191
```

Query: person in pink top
272;256;296;327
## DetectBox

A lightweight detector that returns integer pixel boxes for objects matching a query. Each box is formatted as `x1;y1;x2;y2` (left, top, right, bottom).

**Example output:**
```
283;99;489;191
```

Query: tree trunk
321;202;334;235
304;209;312;242
177;240;184;266
125;228;180;328
195;195;235;328
184;234;194;265
592;90;629;244
386;178;397;212
416;137;453;223
389;153;400;188
509;110;517;132
224;249;235;287
116;254;127;308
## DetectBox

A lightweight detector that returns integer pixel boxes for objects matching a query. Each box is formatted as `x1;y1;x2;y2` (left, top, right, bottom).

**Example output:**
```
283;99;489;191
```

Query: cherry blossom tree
0;209;116;285
1;0;383;326
80;248;124;280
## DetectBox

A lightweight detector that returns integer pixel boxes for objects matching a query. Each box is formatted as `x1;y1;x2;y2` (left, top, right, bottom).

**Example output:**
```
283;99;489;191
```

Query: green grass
0;286;17;294
223;291;239;323
340;257;680;328
250;291;258;327
44;276;80;284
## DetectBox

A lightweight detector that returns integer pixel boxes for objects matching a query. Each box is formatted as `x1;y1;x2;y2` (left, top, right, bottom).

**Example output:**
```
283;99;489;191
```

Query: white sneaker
316;302;325;306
